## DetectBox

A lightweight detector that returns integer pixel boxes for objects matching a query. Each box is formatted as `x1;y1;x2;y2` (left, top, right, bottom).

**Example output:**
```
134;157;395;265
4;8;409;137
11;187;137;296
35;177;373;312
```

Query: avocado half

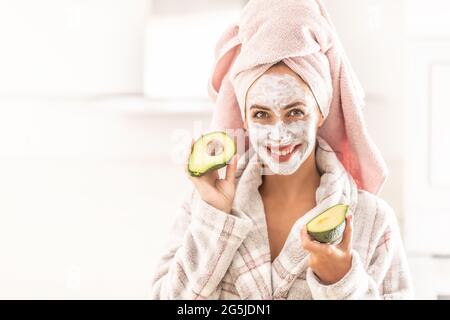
306;204;349;243
188;131;236;177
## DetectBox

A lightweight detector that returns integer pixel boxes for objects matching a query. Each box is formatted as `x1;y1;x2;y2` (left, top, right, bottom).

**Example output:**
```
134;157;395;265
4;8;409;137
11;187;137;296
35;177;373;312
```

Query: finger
225;153;239;183
300;227;308;249
200;167;220;185
339;214;354;252
300;226;323;252
301;225;334;254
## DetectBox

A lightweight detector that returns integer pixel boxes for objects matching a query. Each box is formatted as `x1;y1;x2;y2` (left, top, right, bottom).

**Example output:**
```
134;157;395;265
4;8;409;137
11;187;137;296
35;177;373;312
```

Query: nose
268;121;290;142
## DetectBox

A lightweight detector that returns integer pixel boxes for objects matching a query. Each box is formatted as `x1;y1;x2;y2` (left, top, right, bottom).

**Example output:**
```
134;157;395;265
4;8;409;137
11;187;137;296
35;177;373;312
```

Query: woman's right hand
185;139;239;214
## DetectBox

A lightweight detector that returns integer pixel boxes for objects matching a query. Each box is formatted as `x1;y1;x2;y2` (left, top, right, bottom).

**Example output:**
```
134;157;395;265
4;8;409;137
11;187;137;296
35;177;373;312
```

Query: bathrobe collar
230;135;358;299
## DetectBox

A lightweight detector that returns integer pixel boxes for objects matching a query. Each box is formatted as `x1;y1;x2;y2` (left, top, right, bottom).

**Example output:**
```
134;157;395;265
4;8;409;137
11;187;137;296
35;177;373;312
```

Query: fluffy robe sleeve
150;186;253;300
306;196;414;300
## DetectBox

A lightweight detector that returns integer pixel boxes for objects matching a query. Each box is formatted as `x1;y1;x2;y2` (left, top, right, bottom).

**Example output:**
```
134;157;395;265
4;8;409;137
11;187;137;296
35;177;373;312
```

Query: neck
259;144;321;203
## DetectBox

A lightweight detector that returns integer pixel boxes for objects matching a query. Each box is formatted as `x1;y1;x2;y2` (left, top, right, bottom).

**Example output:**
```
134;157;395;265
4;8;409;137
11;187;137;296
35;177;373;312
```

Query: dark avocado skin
308;221;345;243
306;204;349;243
188;162;230;177
187;132;236;177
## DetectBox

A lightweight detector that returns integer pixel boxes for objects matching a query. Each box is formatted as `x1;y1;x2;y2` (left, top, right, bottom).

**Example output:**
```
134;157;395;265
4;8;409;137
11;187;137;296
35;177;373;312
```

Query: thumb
339;214;354;252
225;153;239;183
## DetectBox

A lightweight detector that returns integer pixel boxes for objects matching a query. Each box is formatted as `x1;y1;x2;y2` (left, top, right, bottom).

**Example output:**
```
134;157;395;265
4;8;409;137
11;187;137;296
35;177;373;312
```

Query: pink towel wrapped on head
207;0;388;195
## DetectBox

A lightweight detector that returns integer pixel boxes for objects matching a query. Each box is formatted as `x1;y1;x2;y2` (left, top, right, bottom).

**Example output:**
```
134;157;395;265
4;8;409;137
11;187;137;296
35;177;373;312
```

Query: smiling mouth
265;143;302;161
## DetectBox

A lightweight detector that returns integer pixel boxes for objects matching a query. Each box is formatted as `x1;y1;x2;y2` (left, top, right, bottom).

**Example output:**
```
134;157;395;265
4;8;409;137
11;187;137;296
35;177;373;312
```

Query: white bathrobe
150;136;413;300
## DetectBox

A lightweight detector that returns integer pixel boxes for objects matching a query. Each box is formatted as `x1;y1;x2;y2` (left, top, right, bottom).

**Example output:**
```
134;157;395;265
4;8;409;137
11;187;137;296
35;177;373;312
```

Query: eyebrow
249;101;305;110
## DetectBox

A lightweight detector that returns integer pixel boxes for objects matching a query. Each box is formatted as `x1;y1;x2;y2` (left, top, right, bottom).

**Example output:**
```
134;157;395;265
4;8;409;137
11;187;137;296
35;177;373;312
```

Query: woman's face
244;64;323;175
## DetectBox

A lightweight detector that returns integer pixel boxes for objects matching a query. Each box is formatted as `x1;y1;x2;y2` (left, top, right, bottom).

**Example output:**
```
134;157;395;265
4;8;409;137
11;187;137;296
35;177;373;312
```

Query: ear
315;102;325;128
318;114;325;128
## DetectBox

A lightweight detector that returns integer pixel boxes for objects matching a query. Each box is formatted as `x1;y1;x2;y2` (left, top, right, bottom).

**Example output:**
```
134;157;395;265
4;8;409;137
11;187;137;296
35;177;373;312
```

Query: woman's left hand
300;214;354;285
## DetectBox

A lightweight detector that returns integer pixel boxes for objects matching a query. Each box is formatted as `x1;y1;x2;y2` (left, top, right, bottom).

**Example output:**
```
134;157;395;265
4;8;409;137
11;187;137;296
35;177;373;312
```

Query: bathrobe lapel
228;136;358;299
228;145;273;299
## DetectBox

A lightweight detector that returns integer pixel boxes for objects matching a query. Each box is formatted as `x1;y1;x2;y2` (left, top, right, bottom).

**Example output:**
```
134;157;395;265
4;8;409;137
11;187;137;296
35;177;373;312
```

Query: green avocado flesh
306;204;349;243
188;131;236;177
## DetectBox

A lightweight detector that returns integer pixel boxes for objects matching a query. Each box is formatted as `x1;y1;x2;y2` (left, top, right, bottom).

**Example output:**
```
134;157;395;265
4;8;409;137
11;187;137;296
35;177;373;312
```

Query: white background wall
0;0;148;96
323;0;406;225
0;0;449;299
0;97;210;298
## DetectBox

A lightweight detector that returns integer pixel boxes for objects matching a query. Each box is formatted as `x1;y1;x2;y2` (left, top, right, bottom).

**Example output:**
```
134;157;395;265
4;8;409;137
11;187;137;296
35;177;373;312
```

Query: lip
265;143;302;162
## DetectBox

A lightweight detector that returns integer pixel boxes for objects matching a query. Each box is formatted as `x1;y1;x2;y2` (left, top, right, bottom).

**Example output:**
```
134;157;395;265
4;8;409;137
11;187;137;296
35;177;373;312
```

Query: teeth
268;144;296;156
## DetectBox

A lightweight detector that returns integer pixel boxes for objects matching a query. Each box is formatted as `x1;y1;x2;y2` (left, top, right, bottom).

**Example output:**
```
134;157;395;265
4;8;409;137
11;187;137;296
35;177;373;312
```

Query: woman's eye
253;111;269;119
288;108;305;117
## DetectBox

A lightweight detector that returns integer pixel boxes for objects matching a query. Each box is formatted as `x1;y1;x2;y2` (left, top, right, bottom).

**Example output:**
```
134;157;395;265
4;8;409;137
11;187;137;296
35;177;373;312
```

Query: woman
150;0;413;299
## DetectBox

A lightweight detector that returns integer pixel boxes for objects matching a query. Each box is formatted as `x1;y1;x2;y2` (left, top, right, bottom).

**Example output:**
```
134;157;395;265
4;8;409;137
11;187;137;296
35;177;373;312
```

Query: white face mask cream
246;72;321;175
